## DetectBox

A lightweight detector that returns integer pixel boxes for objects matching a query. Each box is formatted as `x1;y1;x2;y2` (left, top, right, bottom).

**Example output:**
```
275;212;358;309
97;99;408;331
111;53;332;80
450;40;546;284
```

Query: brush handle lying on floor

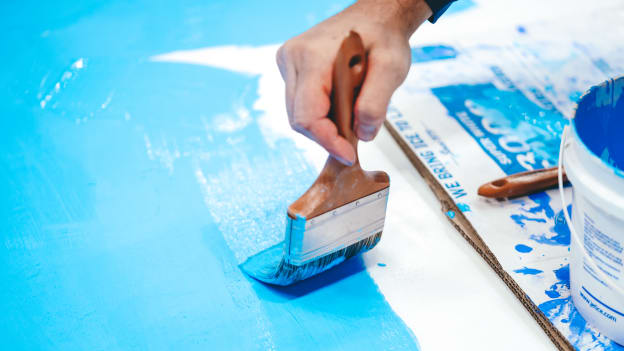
287;31;389;220
478;166;569;198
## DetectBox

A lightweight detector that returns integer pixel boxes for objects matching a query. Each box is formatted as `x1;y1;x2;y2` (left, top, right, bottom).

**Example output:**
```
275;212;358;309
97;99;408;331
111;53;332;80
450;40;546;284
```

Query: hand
277;0;432;165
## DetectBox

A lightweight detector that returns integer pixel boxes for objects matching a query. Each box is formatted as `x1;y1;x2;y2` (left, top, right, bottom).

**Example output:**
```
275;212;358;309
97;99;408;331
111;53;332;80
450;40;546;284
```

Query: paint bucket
558;76;624;344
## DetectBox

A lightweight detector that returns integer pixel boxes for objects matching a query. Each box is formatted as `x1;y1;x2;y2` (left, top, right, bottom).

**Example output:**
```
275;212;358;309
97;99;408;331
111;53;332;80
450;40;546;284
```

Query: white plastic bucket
558;76;624;344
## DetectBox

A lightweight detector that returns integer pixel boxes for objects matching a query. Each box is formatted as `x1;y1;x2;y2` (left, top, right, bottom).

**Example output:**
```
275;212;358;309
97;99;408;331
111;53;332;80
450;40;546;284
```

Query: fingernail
334;154;355;166
357;124;377;141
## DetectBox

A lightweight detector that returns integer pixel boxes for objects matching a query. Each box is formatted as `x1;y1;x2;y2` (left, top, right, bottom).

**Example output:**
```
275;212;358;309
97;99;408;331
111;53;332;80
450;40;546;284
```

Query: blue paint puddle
0;0;420;349
513;267;543;275
515;244;533;253
411;45;458;63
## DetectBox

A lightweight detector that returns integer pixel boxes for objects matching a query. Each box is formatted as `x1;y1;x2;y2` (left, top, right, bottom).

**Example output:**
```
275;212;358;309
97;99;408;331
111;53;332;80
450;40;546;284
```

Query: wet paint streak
0;1;420;349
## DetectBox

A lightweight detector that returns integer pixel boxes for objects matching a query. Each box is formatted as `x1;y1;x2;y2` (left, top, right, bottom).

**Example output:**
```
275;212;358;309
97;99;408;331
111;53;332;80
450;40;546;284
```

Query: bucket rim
571;75;624;178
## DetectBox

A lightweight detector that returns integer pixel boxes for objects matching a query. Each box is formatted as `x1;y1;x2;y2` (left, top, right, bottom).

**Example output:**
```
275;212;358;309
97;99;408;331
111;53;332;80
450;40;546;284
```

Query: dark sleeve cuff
424;0;456;23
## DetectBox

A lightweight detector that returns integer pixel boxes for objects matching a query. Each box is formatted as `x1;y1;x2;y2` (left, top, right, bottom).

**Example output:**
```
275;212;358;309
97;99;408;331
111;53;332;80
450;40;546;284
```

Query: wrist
354;0;432;38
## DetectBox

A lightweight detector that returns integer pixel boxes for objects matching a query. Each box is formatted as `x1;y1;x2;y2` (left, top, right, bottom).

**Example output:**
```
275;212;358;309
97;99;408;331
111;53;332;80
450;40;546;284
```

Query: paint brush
478;166;569;199
240;31;390;286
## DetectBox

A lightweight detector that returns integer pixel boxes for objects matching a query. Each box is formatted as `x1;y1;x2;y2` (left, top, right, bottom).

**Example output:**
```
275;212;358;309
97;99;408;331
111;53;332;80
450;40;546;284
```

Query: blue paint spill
411;45;458;63
446;210;456;219
538;265;624;350
511;214;547;227
529;207;571;246
0;0;420;349
515;244;533;253
513;267;543;275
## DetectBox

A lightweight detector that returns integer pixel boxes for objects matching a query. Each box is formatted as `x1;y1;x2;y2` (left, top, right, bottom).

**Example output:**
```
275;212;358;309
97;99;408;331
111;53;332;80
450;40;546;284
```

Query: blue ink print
431;83;566;176
411;45;458;63
514;267;543;275
515;244;533;253
446;210;456;219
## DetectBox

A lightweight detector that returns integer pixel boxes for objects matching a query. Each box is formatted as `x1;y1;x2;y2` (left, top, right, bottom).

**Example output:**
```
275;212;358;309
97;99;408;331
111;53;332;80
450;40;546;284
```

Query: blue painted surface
574;77;624;173
0;1;421;349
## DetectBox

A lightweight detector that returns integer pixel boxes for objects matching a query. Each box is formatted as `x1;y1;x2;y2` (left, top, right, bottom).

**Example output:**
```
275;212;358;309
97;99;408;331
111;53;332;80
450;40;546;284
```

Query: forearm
351;0;433;39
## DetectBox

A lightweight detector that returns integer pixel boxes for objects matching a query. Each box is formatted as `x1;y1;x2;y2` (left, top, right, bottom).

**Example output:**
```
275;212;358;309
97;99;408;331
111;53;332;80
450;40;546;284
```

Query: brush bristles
240;232;383;286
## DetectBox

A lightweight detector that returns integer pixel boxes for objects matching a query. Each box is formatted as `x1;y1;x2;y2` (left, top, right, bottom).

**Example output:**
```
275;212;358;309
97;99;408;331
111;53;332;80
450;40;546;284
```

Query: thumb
354;48;410;141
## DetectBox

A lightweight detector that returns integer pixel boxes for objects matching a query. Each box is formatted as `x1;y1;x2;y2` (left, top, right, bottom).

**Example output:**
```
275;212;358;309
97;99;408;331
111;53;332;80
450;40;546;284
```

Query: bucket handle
558;125;624;297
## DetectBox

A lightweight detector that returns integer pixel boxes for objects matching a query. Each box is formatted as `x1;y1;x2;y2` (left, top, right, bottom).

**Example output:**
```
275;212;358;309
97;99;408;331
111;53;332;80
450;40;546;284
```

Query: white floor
360;128;555;351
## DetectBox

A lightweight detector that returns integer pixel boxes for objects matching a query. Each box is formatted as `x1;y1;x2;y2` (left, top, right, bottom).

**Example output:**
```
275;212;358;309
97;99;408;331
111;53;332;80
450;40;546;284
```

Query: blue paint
511;214;547;227
411;45;458;63
538;265;623;350
377;263;387;267
514;244;533;253
517;25;527;34
513;267;543;275
574;77;624;174
0;0;420;349
446;210;456;219
457;202;471;212
529;207;571;246
444;0;476;15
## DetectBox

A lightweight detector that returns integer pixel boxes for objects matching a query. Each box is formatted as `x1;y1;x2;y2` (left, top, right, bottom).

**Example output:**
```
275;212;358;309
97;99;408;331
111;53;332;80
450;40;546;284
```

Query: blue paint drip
514;244;533;253
513;267;543;275
0;0;421;349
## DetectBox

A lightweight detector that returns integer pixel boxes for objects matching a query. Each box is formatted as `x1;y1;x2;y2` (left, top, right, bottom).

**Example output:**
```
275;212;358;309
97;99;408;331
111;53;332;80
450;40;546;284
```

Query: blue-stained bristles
240;232;382;286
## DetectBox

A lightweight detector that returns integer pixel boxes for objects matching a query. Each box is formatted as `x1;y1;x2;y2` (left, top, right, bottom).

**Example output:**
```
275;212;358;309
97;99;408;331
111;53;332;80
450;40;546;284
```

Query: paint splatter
514;267;543;275
515;244;533;253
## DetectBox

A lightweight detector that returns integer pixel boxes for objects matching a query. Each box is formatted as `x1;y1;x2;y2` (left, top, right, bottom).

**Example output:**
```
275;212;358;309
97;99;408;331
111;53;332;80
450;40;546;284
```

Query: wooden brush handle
478;166;569;198
331;31;367;159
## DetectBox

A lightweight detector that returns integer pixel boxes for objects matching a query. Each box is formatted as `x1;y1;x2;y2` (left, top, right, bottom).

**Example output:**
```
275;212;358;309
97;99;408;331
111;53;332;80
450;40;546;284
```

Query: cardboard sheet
387;2;624;350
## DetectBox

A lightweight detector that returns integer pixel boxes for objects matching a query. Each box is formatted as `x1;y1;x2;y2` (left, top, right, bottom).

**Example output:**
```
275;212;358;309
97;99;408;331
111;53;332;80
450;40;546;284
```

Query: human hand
277;0;432;165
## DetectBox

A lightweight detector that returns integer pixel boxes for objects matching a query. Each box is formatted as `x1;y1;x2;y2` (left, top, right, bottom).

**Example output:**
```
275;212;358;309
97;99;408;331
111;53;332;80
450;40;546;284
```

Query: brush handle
331;31;367;160
478;166;569;198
